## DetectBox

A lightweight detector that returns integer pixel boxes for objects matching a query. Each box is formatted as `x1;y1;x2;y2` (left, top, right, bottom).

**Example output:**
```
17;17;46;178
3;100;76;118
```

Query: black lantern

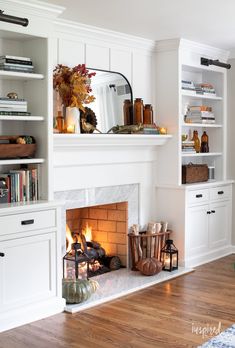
160;239;178;272
63;241;90;280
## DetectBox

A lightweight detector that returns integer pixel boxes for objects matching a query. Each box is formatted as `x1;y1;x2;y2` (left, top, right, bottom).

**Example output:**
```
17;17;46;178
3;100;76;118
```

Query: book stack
0;97;30;116
182;140;196;154
0;55;34;73
196;83;216;96
181;80;217;96
0;167;39;203
185;105;215;124
181;80;195;91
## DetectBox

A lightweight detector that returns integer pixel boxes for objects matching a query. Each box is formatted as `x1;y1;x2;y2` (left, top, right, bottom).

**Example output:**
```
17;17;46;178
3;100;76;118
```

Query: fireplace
64;202;129;278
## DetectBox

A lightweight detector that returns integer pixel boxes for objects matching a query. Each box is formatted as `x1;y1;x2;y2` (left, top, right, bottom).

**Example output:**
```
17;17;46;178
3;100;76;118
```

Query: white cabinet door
0;232;56;313
187;204;209;258
209;201;230;249
58;38;85;66
86;44;109;70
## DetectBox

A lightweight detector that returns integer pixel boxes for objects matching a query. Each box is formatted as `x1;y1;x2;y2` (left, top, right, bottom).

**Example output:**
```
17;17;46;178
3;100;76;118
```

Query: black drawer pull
207;211;211;214
0;252;5;257
21;219;34;226
196;194;203;198
211;210;216;214
218;191;224;195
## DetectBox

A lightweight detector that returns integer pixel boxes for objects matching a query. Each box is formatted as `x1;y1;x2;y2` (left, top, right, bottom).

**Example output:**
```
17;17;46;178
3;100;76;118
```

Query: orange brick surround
66;202;128;266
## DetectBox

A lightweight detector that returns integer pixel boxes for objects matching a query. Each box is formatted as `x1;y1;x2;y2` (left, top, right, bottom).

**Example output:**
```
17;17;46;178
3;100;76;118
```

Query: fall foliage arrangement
53;64;96;111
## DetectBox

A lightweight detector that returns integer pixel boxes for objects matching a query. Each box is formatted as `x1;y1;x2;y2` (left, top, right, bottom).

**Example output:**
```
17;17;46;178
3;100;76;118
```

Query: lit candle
160;127;167;135
164;256;171;269
67;125;75;133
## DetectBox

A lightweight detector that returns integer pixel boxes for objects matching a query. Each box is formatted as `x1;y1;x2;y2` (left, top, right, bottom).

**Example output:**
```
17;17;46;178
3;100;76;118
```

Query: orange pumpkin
136;258;162;276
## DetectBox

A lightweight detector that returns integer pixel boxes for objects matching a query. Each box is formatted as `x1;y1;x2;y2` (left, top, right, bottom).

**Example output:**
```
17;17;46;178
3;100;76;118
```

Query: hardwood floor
0;254;235;348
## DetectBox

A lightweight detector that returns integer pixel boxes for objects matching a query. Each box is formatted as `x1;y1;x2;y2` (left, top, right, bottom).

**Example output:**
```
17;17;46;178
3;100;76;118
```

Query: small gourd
136;258;162;276
62;278;99;304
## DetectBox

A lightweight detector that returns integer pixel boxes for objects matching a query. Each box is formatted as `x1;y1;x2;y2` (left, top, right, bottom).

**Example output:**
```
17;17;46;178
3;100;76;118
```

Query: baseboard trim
184;246;234;268
0;297;65;333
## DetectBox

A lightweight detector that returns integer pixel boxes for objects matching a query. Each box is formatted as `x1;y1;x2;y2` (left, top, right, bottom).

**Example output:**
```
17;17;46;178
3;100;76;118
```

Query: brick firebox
66;202;128;266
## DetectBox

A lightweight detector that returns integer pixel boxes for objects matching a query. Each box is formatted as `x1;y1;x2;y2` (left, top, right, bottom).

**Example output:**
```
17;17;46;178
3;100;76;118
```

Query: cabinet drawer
0;209;56;236
187;189;209;205
210;186;231;201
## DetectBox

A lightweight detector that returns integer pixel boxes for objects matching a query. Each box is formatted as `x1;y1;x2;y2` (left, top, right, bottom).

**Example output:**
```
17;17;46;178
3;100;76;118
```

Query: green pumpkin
62;278;99;304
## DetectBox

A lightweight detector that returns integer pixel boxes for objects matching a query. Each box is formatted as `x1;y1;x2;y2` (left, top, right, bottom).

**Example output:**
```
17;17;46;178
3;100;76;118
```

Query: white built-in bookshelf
0;30;50;205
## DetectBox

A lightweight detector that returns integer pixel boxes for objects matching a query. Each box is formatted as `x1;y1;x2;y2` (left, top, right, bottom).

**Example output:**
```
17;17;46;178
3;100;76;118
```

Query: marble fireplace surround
54;184;191;313
54;183;139;261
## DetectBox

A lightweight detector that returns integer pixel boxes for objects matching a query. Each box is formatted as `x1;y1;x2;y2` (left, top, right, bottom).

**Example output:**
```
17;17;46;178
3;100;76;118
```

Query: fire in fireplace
64;223;123;279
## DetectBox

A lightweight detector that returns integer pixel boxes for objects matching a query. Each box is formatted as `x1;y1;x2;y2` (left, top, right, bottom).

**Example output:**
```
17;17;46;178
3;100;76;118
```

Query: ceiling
40;0;235;50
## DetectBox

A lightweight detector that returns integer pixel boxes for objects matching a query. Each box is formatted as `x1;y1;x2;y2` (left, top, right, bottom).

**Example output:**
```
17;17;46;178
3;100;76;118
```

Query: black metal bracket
0;10;29;27
201;57;231;70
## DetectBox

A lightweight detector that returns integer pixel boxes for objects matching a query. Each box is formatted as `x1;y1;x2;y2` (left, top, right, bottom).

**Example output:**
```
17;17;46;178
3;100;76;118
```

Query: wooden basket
0;136;36;159
182;164;208;184
128;230;172;270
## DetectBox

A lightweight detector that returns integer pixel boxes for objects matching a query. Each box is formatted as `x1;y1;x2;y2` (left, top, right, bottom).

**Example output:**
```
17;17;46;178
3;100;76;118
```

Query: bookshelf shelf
181;90;222;100
0;71;44;80
0;158;44;165
182;122;222;128
181;152;222;158
0;115;44;121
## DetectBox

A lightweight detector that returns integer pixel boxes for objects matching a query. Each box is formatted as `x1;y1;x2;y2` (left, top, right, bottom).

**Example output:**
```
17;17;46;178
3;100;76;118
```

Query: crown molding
0;0;65;20
54;19;156;52
155;38;230;61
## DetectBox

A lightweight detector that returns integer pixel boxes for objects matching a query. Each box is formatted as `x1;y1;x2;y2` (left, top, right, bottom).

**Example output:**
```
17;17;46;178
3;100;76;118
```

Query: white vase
65;107;80;134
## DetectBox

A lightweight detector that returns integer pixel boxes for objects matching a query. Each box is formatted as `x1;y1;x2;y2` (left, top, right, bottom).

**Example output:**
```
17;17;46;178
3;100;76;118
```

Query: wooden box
0;136;36;159
182;164;208;184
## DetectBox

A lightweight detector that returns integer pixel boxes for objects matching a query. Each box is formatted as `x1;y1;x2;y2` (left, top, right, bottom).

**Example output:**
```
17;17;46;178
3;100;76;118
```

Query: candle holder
160;239;178;272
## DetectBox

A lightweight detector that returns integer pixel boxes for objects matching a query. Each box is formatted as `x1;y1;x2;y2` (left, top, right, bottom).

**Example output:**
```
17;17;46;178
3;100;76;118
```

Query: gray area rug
199;324;235;348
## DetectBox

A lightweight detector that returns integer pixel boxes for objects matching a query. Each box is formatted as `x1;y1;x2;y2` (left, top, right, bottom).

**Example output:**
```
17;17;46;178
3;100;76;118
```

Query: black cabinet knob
211;210;216;213
196;194;203;198
218;191;224;195
0;252;5;257
207;211;211;214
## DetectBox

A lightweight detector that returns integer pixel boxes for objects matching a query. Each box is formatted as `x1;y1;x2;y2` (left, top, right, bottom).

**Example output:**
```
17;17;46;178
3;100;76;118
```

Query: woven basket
182;164;208;184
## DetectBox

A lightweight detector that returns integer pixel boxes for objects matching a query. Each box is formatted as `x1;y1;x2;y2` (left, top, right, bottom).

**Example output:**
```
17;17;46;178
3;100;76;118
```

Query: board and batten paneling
86;44;110;70
132;52;153;103
58;38;85;66
110;48;132;85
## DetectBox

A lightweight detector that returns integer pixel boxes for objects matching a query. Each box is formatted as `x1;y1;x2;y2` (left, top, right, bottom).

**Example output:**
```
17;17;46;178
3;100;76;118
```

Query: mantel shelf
53;134;172;148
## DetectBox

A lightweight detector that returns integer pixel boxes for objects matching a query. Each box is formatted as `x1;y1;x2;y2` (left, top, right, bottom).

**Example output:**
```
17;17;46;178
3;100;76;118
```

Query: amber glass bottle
192;130;200;153
123;99;133;125
143;104;153;124
56;110;64;133
133;98;144;124
201;131;209;152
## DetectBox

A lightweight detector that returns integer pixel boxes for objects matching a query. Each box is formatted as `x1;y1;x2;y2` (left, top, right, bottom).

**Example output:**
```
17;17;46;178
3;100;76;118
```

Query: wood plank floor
0;254;235;348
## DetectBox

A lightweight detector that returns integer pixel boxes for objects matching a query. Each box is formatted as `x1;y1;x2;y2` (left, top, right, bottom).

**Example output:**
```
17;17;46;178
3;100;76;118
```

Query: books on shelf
181;80;217;96
182;140;196;154
0;97;28;113
0;167;39;203
0;111;31;116
0;55;34;73
185;105;215;124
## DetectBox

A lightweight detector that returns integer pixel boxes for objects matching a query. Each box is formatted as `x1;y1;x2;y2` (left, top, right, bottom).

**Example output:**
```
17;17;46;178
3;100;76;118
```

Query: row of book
0;55;34;74
185;105;215;124
182;140;196;154
182;80;216;96
0;97;30;116
0;168;39;203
